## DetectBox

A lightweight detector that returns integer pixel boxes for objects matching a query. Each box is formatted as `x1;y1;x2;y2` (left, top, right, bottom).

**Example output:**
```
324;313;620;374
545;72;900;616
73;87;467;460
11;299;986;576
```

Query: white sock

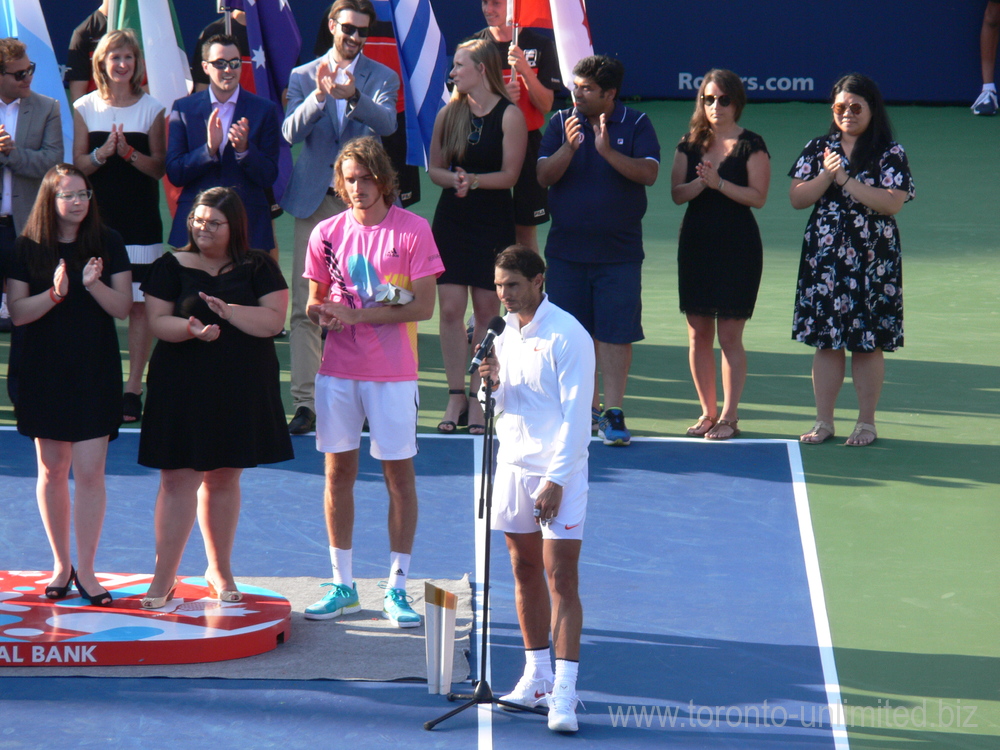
984;83;997;93
525;647;554;682
387;551;410;590
330;546;352;586
554;658;579;692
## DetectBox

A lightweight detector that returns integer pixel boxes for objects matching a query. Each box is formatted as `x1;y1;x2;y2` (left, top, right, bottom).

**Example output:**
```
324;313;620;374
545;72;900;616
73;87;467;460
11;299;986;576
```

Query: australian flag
229;0;302;202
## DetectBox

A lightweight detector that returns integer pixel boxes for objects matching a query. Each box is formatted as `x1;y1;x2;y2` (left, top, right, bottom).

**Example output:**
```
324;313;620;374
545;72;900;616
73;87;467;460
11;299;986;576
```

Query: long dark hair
682;69;747;153
180;187;251;273
23;164;105;281
828;73;894;177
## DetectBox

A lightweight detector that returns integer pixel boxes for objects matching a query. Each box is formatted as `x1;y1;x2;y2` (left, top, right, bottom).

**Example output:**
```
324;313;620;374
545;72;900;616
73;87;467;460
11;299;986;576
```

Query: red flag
510;0;593;89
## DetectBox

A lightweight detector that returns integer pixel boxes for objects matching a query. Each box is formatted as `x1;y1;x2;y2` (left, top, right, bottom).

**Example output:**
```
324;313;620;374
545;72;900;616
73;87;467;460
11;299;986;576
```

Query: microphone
468;316;506;374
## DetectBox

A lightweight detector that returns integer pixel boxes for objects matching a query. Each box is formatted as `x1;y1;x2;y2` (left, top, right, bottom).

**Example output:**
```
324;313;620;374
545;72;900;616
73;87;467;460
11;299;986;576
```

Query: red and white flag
507;0;593;89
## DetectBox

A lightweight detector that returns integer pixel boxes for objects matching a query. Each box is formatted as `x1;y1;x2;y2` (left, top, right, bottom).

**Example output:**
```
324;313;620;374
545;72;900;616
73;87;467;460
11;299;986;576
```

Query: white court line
787;441;851;749
471;435;494;750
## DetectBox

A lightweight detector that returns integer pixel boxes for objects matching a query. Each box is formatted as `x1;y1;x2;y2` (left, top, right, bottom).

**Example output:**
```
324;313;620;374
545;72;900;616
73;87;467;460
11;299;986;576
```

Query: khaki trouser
290;193;346;412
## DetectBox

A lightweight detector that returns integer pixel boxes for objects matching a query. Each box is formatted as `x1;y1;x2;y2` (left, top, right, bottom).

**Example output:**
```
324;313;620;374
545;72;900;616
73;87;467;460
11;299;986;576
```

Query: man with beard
281;0;399;436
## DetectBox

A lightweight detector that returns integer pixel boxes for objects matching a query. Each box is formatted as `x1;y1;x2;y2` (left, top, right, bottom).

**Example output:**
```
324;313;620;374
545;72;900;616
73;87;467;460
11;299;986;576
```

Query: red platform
0;571;290;667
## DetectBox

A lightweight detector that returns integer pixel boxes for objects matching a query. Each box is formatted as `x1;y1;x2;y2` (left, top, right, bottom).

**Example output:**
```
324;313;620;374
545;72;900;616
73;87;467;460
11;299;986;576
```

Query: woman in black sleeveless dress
428;38;526;434
671;70;770;440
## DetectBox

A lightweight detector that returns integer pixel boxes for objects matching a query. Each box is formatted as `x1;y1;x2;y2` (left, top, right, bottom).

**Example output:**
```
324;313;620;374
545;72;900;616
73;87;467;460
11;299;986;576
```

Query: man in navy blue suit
166;34;281;254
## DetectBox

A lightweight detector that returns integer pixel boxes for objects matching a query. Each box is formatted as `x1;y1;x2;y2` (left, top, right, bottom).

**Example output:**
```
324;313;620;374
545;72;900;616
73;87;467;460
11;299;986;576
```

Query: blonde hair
92;29;145;99
438;38;508;165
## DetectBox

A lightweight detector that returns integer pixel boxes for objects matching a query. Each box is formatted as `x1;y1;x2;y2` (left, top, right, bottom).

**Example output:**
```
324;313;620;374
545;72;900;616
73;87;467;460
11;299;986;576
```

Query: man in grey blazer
281;0;399;434
0;39;62;363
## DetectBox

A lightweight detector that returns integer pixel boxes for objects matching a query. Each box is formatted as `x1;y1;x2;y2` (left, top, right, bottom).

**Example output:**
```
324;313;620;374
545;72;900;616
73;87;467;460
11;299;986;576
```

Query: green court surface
1;101;996;748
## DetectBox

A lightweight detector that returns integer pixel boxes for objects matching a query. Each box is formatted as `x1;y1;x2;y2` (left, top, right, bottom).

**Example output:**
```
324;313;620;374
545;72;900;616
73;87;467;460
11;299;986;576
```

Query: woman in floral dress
789;74;914;446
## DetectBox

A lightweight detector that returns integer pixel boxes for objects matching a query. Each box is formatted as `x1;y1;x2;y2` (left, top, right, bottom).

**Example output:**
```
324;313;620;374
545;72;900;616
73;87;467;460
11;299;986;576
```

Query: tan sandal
845;421;877;447
705;418;740;440
686;414;717;437
800;420;835;444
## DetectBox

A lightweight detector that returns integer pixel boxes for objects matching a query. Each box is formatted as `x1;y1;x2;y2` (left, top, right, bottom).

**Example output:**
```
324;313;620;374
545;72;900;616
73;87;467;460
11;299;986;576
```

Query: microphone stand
424;375;547;730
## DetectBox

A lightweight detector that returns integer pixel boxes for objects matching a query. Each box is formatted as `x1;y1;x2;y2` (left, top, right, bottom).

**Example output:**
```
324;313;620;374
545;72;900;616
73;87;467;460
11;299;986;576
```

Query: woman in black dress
671;70;770;440
789;74;913;447
138;188;292;608
73;29;166;423
6;164;132;606
428;37;526;433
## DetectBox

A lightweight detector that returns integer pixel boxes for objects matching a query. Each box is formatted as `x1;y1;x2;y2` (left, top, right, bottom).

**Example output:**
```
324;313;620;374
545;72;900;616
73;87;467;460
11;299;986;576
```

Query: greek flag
389;0;450;168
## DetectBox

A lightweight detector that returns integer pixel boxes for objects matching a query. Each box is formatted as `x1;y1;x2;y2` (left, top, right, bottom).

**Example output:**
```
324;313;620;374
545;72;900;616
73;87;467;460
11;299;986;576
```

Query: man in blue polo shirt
537;55;660;447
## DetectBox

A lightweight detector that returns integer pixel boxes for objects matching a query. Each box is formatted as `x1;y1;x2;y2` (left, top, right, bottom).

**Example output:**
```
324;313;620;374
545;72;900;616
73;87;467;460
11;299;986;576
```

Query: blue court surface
0;429;848;749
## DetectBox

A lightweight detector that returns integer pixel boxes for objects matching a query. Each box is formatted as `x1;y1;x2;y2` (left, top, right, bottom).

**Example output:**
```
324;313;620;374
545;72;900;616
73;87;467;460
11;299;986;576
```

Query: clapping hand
207;108;224;156
53;259;69;298
187;316;221;341
113;124;130;158
592;112;610;155
95;127;118;163
329;65;357;101
696;158;721;189
822;147;846;184
564;112;583;151
82;257;103;289
228;117;250;153
0;124;13;155
199;291;232;321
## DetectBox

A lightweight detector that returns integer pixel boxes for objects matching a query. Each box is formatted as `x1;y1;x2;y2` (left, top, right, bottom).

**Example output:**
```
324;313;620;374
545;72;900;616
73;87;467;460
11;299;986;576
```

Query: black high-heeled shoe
45;566;75;599
73;571;113;607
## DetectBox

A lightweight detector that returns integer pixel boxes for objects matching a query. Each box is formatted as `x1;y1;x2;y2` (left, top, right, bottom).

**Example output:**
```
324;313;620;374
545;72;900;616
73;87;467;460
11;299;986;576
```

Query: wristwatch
347;91;360;107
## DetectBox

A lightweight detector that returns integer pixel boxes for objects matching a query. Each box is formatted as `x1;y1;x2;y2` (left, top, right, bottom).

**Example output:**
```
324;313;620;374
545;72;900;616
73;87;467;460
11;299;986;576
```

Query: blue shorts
545;257;644;344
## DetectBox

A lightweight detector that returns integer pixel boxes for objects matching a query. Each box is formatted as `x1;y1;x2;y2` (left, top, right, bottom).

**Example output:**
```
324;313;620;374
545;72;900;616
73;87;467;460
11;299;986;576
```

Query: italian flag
111;0;191;109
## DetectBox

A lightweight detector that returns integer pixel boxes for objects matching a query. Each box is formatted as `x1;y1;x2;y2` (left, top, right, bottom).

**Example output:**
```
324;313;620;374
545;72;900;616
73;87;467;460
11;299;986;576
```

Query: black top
87;129;163;248
65;11;106;84
8;229;129;441
432;98;515;290
138;251;293;471
676;129;769;319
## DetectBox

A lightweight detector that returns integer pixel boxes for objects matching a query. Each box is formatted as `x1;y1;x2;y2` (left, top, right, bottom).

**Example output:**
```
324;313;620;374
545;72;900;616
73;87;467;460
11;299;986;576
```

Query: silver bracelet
90;148;106;167
718;178;725;191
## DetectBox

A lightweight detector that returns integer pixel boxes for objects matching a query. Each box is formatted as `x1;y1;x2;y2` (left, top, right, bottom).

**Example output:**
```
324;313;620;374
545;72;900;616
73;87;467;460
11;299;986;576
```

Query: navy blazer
166;88;281;250
280;54;399;219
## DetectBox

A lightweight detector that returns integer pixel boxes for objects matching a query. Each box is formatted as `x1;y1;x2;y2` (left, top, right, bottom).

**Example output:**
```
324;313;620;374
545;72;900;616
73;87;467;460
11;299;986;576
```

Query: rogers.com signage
678;73;816;96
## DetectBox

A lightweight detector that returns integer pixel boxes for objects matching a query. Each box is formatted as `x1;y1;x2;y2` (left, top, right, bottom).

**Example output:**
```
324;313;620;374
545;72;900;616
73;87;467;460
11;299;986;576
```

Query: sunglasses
338;22;371;38
701;94;731;107
207;58;242;71
3;62;36;82
833;101;865;116
468;116;484;146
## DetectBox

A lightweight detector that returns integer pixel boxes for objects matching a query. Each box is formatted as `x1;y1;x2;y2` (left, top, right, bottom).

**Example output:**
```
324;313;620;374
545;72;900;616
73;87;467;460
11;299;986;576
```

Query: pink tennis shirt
304;204;444;381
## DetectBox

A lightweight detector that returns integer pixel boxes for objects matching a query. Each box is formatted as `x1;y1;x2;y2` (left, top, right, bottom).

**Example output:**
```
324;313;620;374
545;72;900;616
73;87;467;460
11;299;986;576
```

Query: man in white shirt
478;245;595;733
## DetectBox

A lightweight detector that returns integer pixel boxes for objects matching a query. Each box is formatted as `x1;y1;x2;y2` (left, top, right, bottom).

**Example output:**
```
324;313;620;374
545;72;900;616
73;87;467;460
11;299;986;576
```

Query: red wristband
124;146;135;162
49;287;65;304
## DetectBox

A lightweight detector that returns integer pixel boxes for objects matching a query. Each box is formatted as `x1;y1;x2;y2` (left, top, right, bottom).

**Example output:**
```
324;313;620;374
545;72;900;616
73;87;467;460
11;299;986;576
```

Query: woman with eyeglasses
6;164;132;606
428;37;527;434
72;29;166;426
671;70;770;440
137;187;292;609
789;74;914;447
